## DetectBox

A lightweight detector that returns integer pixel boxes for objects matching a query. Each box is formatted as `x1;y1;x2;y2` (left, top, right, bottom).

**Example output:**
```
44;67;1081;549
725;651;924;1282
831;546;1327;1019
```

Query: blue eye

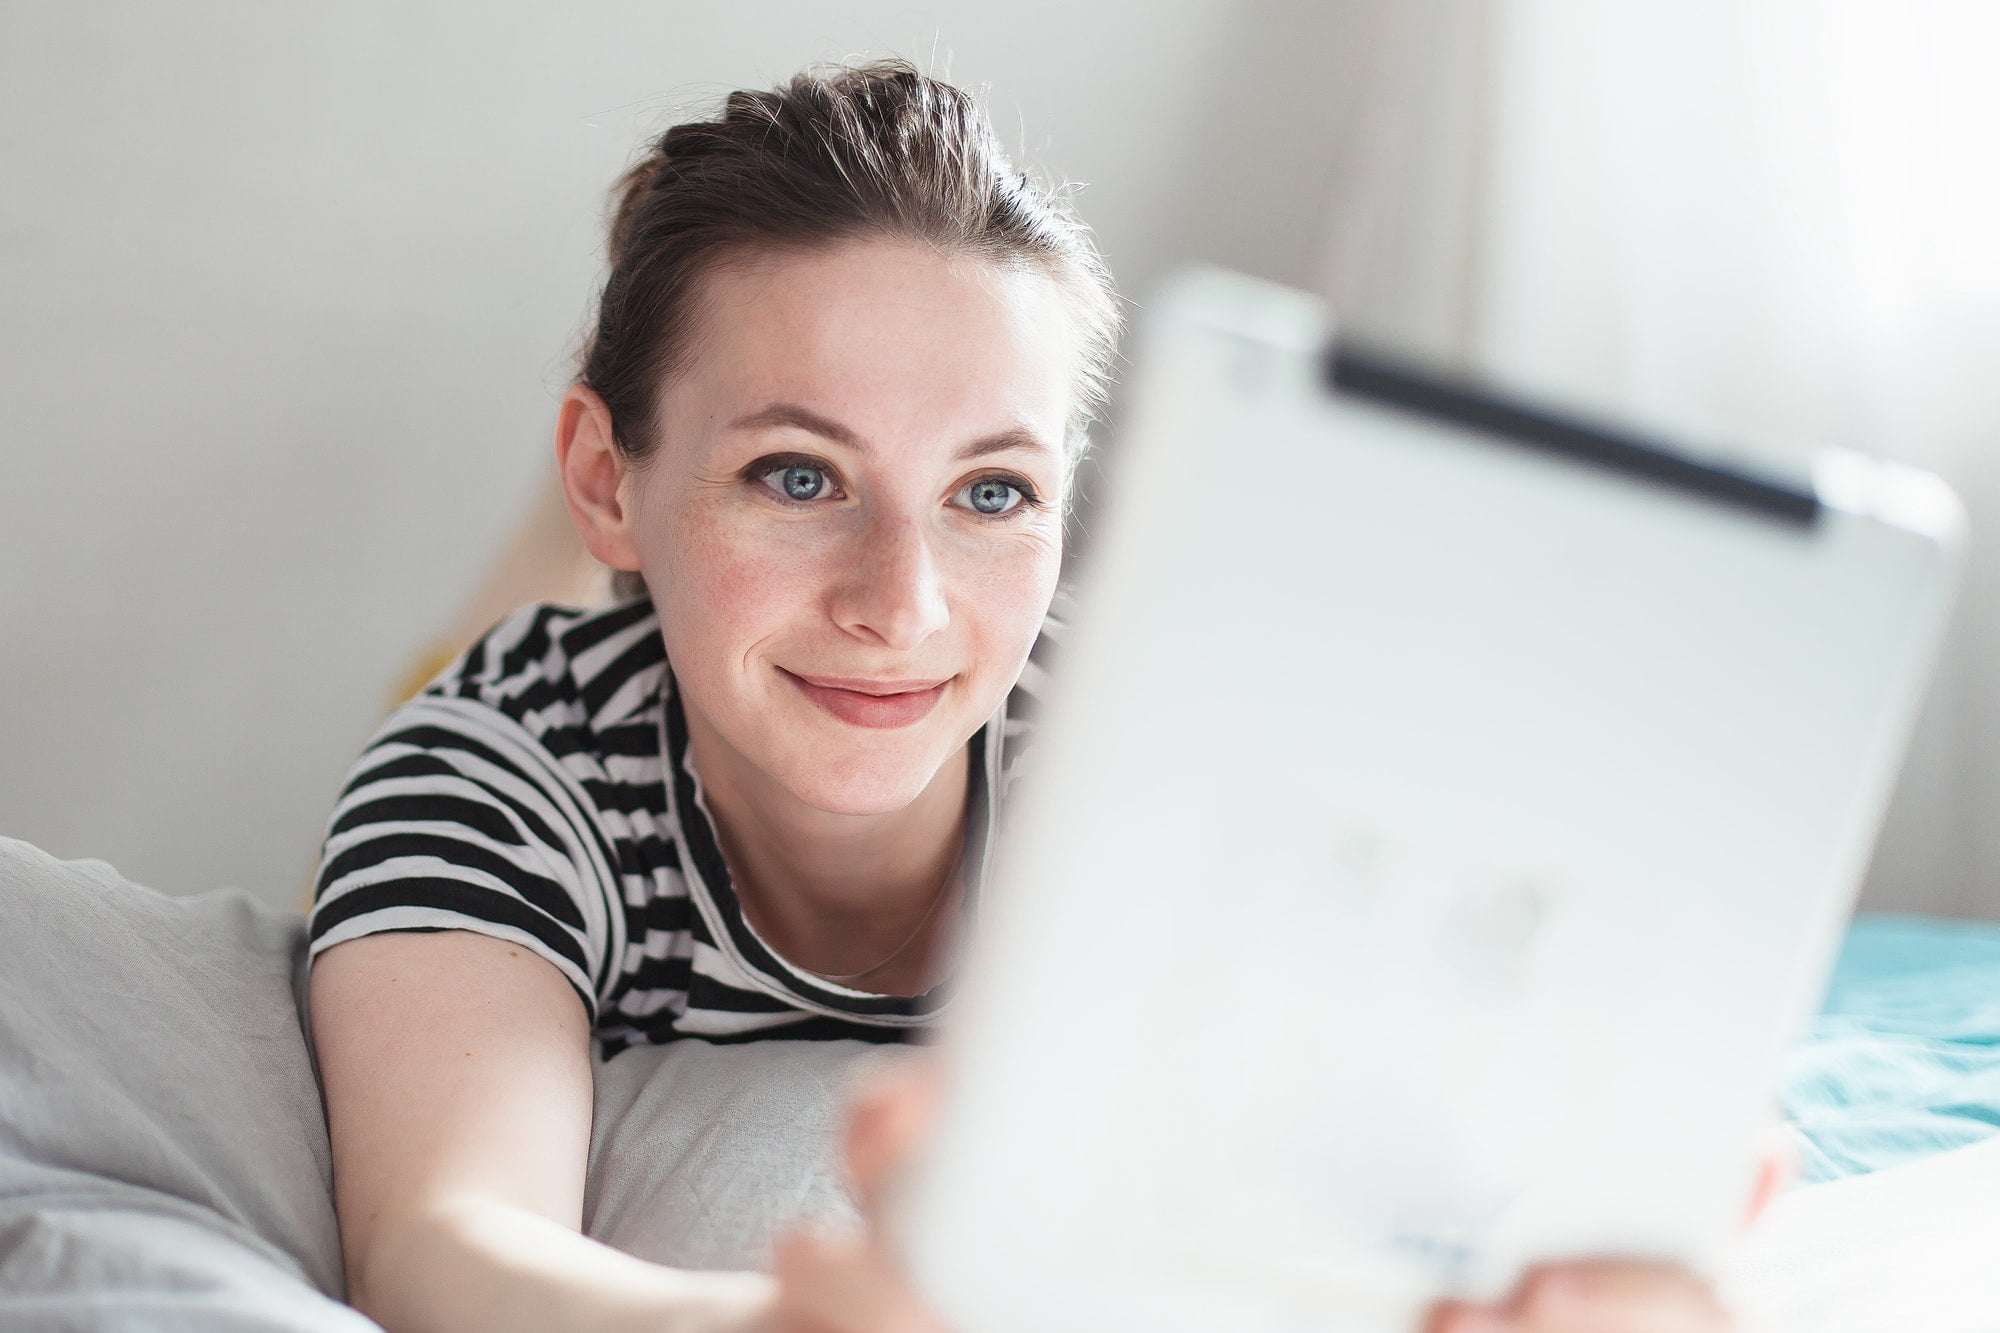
958;477;1026;516
762;463;832;502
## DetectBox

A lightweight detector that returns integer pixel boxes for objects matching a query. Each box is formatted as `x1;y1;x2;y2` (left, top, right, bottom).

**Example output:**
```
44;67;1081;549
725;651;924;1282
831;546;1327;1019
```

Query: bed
2;836;1996;1330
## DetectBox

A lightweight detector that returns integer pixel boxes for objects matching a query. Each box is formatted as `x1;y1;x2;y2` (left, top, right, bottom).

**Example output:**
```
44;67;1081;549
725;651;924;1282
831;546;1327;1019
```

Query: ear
555;383;643;574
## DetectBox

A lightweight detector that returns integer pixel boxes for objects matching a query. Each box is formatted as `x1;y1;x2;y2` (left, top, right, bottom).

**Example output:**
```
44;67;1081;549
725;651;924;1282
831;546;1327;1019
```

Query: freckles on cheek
704;556;781;636
957;538;1062;650
674;515;816;655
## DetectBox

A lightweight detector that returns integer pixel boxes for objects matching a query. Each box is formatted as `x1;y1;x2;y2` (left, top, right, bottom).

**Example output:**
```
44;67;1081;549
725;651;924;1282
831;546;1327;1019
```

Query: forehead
667;240;1078;453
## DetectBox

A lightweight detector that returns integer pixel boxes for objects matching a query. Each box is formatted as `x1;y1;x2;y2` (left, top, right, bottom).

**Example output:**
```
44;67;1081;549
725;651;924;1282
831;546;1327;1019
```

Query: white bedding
1721;1133;2000;1332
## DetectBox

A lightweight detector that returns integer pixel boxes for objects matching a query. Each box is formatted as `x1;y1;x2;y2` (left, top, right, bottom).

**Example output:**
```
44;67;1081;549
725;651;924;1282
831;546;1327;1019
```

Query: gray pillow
583;1037;870;1271
0;836;371;1331
0;836;871;1329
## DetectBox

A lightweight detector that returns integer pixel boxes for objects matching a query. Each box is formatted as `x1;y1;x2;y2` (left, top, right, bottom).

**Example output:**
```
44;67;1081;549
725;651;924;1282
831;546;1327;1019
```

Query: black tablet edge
1325;344;1822;529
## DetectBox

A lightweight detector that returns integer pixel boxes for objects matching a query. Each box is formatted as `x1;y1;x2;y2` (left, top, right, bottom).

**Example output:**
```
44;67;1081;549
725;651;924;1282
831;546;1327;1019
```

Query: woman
307;60;1747;1333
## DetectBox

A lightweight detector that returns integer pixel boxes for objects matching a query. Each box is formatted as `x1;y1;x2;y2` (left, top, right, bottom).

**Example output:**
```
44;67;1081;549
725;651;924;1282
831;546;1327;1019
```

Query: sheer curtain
1318;0;2000;917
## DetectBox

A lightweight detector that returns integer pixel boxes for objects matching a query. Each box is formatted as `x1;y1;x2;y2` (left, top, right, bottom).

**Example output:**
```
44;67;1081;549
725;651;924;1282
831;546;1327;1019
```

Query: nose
831;511;950;651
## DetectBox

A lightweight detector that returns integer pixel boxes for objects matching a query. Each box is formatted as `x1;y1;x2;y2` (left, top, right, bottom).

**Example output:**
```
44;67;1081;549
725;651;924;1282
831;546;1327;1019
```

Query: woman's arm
309;928;772;1333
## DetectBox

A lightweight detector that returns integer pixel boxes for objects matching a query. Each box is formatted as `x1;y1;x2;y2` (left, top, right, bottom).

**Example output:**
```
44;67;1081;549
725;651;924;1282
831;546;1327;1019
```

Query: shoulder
433;596;668;739
309;598;667;1022
341;595;671;912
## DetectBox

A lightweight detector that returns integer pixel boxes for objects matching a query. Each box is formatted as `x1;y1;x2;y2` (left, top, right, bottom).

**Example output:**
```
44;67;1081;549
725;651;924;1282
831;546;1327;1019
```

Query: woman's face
624;240;1077;816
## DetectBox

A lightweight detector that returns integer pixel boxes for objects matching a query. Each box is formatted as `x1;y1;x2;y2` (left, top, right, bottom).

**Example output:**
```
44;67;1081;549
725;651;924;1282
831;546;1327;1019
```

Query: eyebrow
728;403;1059;463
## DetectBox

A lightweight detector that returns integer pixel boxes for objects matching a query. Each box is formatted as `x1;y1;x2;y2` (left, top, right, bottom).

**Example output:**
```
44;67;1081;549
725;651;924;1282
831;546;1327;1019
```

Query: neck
682;711;970;996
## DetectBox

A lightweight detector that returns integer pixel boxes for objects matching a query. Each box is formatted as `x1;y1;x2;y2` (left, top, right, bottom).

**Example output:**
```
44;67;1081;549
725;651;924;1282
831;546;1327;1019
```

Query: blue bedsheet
1782;912;2000;1183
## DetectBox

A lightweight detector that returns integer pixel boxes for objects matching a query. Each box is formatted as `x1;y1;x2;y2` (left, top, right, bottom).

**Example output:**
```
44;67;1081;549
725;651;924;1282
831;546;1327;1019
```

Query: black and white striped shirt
308;595;1055;1059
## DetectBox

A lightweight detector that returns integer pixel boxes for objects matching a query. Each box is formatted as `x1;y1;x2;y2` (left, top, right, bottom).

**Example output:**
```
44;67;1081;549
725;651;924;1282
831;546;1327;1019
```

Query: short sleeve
308;692;623;1023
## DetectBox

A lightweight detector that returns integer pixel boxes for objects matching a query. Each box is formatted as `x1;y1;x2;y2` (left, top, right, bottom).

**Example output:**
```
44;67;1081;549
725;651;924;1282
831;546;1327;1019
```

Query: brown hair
579;59;1121;478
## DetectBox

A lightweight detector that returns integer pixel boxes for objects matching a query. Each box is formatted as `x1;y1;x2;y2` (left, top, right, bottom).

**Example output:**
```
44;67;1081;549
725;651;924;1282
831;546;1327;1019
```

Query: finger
843;1053;945;1218
1743;1124;1800;1231
1424;1298;1510;1333
770;1224;954;1333
1510;1260;1733;1333
768;1228;861;1333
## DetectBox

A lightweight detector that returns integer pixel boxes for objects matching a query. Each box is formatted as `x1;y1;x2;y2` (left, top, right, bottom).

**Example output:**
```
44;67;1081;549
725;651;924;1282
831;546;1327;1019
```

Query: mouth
779;668;953;729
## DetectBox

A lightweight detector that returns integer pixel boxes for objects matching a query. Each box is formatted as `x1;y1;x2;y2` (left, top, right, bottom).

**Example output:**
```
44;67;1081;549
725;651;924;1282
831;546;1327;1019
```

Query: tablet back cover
900;268;1963;1333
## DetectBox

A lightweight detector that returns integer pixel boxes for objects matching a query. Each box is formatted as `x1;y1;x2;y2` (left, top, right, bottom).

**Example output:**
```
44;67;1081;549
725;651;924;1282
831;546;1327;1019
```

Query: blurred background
4;1;1998;916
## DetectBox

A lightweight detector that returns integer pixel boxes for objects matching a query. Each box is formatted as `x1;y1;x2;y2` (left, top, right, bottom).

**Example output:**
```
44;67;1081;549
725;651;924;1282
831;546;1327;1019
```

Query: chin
775;741;955;817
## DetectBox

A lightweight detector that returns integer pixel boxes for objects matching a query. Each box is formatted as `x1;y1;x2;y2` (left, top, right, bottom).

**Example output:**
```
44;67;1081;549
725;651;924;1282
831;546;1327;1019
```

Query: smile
780;669;952;729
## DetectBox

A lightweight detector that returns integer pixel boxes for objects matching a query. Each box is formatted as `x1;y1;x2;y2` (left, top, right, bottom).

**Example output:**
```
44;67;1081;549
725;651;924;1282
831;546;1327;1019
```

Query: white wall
1290;1;2000;921
3;0;1346;908
1464;1;2000;920
8;2;1984;921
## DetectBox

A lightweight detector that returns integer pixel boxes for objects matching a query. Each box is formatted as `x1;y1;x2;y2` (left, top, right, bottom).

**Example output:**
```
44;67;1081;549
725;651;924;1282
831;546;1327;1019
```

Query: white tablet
895;268;1964;1332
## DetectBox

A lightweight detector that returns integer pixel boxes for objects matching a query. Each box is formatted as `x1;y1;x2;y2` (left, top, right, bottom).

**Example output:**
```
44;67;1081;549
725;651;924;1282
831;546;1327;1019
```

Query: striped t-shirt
308;594;1055;1059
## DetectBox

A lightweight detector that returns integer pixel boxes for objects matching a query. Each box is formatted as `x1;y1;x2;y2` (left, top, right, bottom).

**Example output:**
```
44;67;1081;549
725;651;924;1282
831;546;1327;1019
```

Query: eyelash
743;454;1045;517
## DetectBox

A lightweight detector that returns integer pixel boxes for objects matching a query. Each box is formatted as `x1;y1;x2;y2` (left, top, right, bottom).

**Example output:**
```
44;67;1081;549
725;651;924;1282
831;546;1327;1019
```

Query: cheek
949;530;1063;662
649;506;830;667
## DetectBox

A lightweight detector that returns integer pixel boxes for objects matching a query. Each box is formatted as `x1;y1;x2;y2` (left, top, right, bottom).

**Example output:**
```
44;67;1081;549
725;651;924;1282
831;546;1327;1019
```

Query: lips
780;669;952;729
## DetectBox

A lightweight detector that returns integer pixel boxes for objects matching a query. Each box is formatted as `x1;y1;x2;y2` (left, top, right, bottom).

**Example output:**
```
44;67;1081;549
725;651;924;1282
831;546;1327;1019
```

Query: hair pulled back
580;59;1121;471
